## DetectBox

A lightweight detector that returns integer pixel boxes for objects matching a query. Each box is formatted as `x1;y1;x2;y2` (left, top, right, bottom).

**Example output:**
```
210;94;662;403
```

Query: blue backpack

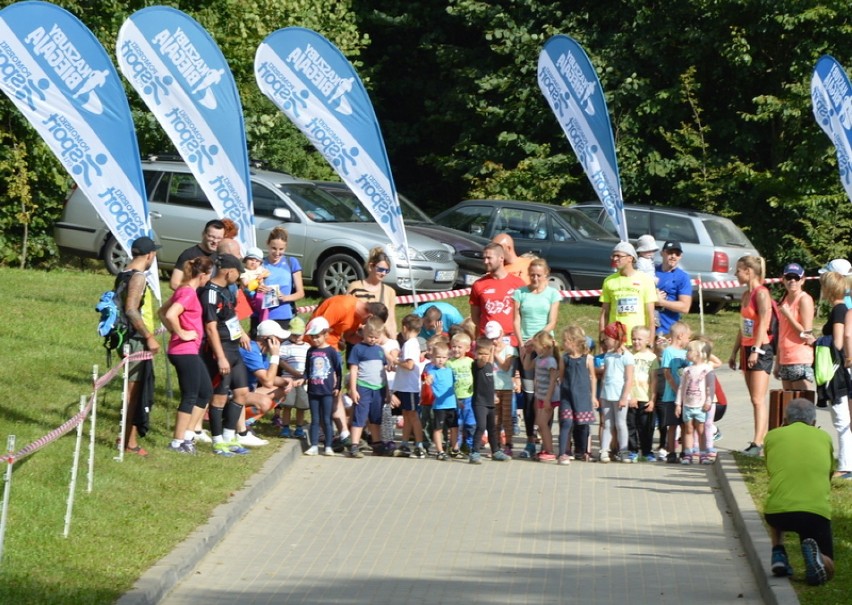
95;271;136;363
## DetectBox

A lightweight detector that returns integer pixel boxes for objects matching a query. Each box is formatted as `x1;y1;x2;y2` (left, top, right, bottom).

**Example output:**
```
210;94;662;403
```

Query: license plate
464;273;480;286
435;270;455;282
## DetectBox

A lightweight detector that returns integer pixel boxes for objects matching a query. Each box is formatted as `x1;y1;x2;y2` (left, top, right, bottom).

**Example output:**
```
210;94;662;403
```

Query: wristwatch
750;346;764;355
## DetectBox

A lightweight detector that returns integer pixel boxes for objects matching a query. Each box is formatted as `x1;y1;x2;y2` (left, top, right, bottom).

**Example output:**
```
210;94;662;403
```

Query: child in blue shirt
347;317;388;458
660;321;691;462
423;341;457;460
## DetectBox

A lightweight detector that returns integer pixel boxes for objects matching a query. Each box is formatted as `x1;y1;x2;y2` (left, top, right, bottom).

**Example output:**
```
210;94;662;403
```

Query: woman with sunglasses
774;263;815;391
347;247;397;338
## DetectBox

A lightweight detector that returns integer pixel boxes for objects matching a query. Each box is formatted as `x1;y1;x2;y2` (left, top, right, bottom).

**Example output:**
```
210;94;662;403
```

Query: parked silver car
572;203;760;311
54;159;458;298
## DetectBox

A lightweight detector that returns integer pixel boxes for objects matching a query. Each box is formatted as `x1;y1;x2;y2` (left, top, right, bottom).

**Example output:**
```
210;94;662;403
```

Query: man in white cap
238;319;296;445
599;241;656;336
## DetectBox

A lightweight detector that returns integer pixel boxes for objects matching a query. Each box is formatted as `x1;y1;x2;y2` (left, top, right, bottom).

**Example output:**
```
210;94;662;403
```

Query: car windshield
702;217;754;247
319;183;433;224
276;183;373;223
556;209;616;239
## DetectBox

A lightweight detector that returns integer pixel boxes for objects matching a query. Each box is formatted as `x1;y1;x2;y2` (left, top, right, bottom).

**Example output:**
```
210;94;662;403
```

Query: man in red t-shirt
470;242;526;347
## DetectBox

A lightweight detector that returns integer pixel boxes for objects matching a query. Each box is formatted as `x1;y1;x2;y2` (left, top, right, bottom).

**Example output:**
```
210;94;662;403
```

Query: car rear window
702;217;753;247
556;209;616;239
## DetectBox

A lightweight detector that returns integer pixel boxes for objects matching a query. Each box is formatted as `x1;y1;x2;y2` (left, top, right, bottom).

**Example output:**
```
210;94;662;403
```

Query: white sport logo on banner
0;2;159;300
812;55;852;204
117;7;255;251
255;28;408;255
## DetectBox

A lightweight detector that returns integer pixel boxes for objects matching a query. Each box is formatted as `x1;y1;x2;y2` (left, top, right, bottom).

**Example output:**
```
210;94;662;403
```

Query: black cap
217;253;244;273
662;240;683;253
131;236;161;256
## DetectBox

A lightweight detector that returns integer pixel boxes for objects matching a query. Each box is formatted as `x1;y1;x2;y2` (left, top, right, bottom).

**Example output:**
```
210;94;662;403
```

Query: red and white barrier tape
298;275;817;313
2;350;153;465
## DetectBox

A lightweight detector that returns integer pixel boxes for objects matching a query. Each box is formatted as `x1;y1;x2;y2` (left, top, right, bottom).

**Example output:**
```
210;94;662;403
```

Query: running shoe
599;452;611;463
644;453;657;462
436;451;448;461
212;442;235;457
469;452;482;464
293;426;306;439
771;546;793;577
713;426;723;442
742;442;763;457
538;451;556;462
238;432;269;447
226;441;250;455
557;455;571;466
801;538;828;585
346;446;364;459
322;447;335;456
304;445;319;456
492;450;510;462
449;448;463;459
194;430;213;444
279;426;292;438
412;446;426;459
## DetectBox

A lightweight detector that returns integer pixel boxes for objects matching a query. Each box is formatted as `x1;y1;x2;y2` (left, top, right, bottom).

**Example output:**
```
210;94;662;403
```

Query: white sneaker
194;430;213;444
238;432;269;447
322;447;335;456
304;445;319;456
657;447;668;461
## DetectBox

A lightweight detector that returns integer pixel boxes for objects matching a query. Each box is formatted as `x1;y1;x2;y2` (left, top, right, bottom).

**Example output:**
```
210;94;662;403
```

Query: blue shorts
395;391;420;412
457;397;475;426
352;386;383;427
681;406;707;424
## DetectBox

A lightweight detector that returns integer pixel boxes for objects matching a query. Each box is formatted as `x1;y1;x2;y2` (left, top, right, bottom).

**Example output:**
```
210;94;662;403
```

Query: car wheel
548;272;573;298
316;253;364;298
102;236;129;275
702;300;728;315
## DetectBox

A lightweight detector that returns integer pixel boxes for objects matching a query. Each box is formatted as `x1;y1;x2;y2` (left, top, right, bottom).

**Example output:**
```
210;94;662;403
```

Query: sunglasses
611;254;630;260
783;274;801;281
375;266;390;275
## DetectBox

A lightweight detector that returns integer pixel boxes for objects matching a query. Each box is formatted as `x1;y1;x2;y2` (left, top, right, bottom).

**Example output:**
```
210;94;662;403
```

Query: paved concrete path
154;365;829;605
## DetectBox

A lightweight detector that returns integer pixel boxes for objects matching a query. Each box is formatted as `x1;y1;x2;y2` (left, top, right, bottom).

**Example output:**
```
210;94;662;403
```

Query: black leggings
765;512;833;559
473;405;498;454
168;354;212;413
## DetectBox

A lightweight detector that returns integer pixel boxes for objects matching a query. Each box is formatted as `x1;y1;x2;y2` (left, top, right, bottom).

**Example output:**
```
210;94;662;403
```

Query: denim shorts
681;406;707;424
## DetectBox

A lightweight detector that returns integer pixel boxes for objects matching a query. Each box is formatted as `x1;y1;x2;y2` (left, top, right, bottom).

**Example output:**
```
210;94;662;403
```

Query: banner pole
0;435;15;565
698;275;705;336
87;365;98;493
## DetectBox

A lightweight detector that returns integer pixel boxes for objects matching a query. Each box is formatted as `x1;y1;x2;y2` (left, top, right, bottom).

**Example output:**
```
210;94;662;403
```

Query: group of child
274;303;721;466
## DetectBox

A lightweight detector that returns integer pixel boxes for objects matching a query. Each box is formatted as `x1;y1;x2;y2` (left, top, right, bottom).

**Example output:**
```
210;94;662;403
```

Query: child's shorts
394;391;420;412
352;386;383;427
282;385;309;410
659;401;679;427
681;406;707;424
433;408;459;431
536;399;559;409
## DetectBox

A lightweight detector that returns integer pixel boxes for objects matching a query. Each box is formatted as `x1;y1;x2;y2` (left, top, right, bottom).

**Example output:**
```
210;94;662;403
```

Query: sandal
125;445;149;457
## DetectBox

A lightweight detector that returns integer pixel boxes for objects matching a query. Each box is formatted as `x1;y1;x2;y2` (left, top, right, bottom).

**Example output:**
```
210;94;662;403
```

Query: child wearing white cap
635;235;659;284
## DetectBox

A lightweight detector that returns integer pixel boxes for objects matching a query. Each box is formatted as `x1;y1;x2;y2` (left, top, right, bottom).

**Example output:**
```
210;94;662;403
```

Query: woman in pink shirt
160;256;214;454
774;263;815;391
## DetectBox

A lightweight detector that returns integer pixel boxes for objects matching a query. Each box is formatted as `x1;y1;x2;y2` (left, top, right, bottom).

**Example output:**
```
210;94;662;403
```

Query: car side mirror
273;207;292;221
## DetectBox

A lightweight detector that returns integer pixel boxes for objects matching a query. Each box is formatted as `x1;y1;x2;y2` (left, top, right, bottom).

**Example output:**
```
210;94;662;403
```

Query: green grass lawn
0;262;808;603
736;454;852;602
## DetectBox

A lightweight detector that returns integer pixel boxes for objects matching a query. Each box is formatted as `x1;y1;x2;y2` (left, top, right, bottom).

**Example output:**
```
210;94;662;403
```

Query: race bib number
617;296;639;315
742;318;754;339
225;317;243;340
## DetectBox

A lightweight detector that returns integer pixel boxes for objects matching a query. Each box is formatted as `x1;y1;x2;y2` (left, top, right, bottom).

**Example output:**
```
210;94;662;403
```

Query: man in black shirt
169;219;225;290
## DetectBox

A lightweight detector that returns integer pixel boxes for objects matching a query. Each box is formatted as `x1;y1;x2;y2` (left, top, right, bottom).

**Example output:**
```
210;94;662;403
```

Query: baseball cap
256;320;290;340
217;253;244;273
484;321;503;339
288;316;306;334
612;241;637;259
635;234;659;253
130;236;161;256
661;241;683;253
818;259;852;276
782;262;804;278
305;316;330;336
244;246;264;261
